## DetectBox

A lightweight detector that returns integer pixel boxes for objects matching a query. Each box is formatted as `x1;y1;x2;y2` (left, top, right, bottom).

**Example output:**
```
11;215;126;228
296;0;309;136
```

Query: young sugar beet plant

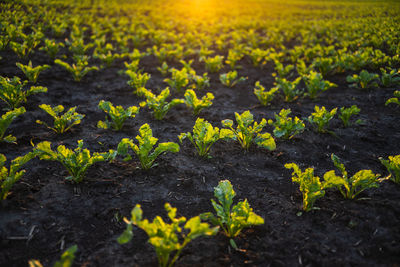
379;155;400;184
285;163;327;212
221;110;276;151
272;60;294;78
307;106;337;133
178;118;233;158
39;39;64;59
183;89;214;116
339;105;361;127
385;91;400;106
380;68;400;88
268;109;305;139
323;154;381;199
0;107;26;143
16;61;50;84
201;180;264;249
118;203;218;267
117;123;179;170
190;73;210;91
126;70;151;97
253;81;279;106
97;100;139;131
33;140;116;183
219;71;247;88
0;152;35;200
36;104;85;134
29;245;77;267
303;71;337;99
54;58;99;82
164;68;190;93
275;77;302;102
140;88;184;120
346;70;379;89
203;55;224;73
0;76;47;109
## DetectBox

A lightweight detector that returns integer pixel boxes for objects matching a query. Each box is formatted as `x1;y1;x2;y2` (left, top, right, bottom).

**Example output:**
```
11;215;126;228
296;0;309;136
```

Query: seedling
312;57;337;77
219;71;247;87
221;110;276;151
380;68;400;87
16;61;50;83
0;152;35;200
33;140;116;183
39;39;64;59
379;155;400;183
253;81;278;106
346;70;379;89
385;90;400;106
273;60;294;78
183;89;214;115
0;107;26;143
203;55;224;73
123;60;141;74
307;106;337;133
117;123;179;169
303;71;337;99
179;118;232;157
275;77;302;102
97;100;139;131
190;73;210;90
93;49;123;67
140;88;184;120
285;163;326;212
118;203;218;267
247;48;269;67
29;245;77;267
157;61;169;76
339;105;361;127
201;180;264;248
54;59;99;82
126;70;151;96
323;154;381;199
36;104;85;134
268;109;305;139
225;50;243;69
0;76;47;109
164;68;190;93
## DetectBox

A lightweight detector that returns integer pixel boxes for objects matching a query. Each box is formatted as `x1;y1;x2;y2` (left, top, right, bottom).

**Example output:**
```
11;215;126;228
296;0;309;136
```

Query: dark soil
0;45;399;267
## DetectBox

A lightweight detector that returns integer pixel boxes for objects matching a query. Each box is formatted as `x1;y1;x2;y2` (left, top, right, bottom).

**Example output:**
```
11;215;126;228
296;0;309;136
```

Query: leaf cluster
0;152;35;200
16;61;50;84
268;109;305;139
0;76;47;109
0;107;26;143
201;180;264;247
183;89;214;115
54;58;99;82
117;123;179;169
219;71;247;88
36;104;85;134
140;88;184;120
253;81;278;106
118;203;218;267
221;110;276;151
303;71;337;99
97;100;139;131
307;106;337;133
178;118;232;157
379;155;400;183
33;140;116;183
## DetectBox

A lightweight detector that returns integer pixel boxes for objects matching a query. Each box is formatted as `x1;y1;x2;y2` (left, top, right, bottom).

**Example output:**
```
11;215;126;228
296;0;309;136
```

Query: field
1;0;400;266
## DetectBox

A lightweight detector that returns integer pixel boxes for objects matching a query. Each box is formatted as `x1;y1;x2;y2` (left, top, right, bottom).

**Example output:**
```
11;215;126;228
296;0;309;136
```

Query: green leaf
54;245;78;267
